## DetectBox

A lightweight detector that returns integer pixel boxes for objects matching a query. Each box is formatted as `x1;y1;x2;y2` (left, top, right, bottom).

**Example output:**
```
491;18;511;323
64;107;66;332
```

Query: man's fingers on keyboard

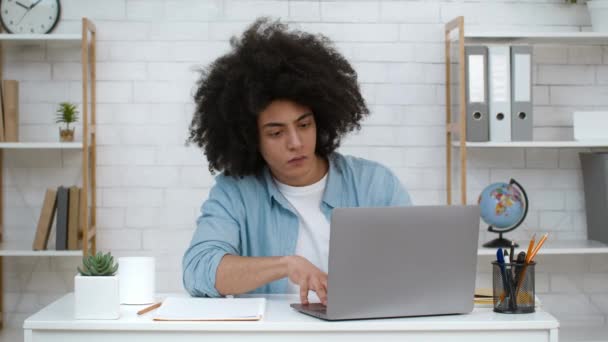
300;281;310;304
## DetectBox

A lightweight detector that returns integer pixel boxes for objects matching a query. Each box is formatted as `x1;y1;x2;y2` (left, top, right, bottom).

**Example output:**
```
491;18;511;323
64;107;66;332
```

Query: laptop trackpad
291;302;328;318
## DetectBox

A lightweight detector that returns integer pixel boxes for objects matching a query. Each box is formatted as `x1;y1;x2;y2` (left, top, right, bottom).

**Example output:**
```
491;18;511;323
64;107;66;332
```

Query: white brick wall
2;1;608;340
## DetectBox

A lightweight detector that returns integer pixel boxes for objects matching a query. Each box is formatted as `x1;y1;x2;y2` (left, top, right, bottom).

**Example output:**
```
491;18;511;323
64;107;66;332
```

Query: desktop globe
479;179;529;248
479;182;524;229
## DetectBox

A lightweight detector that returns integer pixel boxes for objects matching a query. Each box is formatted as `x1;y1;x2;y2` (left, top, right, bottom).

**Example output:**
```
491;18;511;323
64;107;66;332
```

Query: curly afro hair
187;17;369;177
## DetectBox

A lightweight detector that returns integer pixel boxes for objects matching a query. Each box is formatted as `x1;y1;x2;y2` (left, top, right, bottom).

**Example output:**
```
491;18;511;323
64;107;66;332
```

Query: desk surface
24;293;559;332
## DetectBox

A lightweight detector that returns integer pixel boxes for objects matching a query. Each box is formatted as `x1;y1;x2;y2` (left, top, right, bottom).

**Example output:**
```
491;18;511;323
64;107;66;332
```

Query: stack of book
0;80;19;142
32;186;83;251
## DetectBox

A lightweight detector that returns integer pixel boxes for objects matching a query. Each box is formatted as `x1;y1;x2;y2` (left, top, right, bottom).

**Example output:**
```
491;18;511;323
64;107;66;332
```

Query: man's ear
316;128;332;147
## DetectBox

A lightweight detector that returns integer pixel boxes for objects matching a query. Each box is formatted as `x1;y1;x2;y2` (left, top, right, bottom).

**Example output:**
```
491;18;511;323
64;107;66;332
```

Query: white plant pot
588;0;608;32
74;275;120;319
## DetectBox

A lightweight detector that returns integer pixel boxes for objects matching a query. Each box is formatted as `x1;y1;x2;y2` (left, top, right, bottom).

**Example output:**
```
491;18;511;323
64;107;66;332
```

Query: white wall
2;0;608;340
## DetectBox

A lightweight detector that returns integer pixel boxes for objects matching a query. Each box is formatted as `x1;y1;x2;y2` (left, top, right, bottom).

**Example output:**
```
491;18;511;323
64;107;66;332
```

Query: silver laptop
291;205;481;321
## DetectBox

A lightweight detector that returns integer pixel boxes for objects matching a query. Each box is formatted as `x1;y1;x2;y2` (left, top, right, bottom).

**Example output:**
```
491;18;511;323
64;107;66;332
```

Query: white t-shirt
275;173;330;294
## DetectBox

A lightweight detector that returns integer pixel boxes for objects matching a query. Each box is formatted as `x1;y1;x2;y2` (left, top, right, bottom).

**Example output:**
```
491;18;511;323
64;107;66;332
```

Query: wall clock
0;0;61;34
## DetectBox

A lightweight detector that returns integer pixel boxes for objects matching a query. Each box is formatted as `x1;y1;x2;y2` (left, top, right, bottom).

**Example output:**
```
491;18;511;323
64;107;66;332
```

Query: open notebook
153;297;266;321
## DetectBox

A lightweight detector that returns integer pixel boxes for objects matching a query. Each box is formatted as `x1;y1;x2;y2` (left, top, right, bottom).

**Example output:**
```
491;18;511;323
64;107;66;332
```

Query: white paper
514;54;531;102
153;297;266;321
468;54;485;103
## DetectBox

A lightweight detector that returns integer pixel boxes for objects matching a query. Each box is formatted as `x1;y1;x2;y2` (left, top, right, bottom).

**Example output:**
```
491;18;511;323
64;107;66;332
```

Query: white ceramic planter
588;0;608;32
74;275;120;319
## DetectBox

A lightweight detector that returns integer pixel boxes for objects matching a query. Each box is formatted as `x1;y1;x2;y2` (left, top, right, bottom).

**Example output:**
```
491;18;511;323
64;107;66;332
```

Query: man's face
258;99;321;186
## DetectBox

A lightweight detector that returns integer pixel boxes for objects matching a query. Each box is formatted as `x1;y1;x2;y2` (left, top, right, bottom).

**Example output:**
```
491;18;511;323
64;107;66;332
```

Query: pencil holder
491;261;535;314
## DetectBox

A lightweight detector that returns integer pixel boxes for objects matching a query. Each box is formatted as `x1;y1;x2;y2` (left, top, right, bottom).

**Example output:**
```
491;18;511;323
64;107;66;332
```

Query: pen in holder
491;261;535;314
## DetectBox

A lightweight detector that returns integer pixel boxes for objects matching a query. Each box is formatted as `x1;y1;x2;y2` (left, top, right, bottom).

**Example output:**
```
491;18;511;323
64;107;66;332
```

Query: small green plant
77;251;119;276
55;102;79;130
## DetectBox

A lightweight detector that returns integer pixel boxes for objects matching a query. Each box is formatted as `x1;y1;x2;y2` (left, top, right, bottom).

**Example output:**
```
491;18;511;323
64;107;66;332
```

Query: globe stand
482;230;519;248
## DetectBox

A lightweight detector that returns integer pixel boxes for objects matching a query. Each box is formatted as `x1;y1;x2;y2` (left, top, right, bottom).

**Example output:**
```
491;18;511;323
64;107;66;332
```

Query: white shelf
478;239;608;256
560;326;608;342
0;241;82;256
452;140;608;148
464;31;608;44
0;142;83;149
0;33;81;42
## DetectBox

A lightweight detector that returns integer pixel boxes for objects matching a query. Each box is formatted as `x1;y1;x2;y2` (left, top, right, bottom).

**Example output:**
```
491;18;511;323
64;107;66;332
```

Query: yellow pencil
515;233;549;298
525;234;536;263
137;302;162;316
528;233;549;262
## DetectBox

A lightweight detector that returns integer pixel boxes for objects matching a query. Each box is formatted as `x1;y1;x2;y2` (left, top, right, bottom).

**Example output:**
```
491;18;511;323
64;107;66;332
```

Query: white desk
24;293;560;342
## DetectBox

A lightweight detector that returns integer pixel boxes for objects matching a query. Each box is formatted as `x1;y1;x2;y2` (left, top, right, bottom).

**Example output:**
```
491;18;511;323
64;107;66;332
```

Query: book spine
2;80;18;142
56;186;69;250
0;81;5;142
33;189;58;250
67;186;81;250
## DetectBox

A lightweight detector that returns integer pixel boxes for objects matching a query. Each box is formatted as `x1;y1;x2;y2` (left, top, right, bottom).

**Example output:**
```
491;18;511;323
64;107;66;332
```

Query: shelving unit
463;30;608;44
0;18;97;329
0;142;84;149
477;239;608;256
0;240;82;256
444;16;608;254
0;33;81;41
452;141;608;148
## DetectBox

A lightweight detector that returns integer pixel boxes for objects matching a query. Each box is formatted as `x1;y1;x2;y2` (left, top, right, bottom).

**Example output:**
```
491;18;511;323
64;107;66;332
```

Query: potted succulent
56;102;79;142
74;251;120;319
567;0;608;32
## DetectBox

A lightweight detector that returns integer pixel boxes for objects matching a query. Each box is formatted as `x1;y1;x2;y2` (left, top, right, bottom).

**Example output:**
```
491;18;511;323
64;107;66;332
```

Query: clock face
0;0;60;34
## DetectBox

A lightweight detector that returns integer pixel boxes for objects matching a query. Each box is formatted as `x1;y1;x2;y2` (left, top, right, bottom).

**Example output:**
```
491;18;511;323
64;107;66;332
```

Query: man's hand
285;255;328;305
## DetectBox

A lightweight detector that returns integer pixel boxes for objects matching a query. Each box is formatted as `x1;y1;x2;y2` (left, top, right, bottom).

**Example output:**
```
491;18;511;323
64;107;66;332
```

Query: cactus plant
77;251;119;276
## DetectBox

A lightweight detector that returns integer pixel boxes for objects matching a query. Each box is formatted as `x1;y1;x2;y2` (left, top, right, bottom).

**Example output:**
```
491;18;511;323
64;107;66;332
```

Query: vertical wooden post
0;154;3;327
90;22;97;255
0;24;4;243
0;23;5;331
0;151;3;242
445;16;467;206
0;256;3;329
81;18;90;256
458;18;467;205
445;27;452;205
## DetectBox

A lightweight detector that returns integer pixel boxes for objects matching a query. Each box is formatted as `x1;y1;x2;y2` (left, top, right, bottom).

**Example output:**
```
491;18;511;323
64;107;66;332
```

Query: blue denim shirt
182;153;412;297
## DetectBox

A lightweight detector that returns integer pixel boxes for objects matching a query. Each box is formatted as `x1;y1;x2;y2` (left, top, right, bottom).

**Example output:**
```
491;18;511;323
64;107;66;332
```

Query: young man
183;18;412;305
